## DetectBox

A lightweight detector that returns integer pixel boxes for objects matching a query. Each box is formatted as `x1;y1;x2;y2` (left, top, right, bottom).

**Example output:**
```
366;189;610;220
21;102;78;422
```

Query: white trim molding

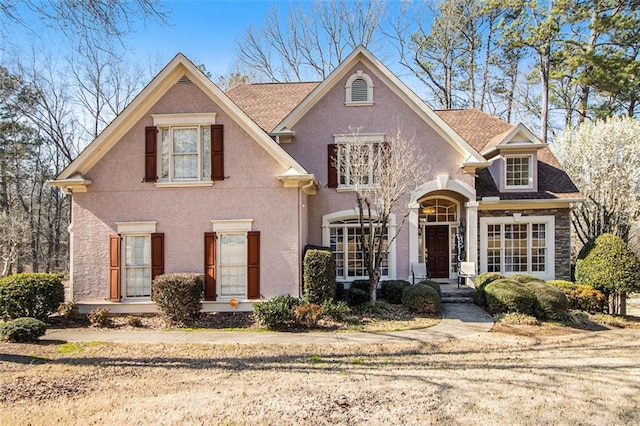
211;219;253;232
152;113;217;126
345;70;374;106
116;221;158;234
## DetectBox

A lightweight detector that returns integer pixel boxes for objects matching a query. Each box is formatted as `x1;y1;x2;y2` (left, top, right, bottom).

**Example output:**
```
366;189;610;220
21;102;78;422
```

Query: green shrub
380;280;410;304
320;299;350;321
293;303;323;328
303;249;336;304
151;273;204;323
484;279;536;316
0;317;47;342
401;284;441;315
350;280;371;292
547;280;605;312
335;282;346;301
473;272;504;307
358;301;390;316
418;280;442;297
0;273;65;321
522;281;569;320
253;295;302;330
347;287;369;306
508;274;544;284
87;307;110;327
576;233;640;295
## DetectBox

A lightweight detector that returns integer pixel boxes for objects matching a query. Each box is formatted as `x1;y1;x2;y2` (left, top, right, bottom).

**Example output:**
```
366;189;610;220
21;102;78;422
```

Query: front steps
438;282;476;304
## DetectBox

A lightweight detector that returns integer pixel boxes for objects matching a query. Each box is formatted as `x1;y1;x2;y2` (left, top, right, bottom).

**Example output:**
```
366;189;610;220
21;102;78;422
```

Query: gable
51;53;315;193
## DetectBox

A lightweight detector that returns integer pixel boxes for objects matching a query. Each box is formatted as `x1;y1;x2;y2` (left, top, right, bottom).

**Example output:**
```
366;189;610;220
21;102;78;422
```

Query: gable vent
351;78;368;102
177;75;193;84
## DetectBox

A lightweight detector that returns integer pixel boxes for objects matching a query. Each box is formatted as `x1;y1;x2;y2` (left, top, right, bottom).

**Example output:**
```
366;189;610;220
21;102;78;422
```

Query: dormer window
505;154;533;189
345;71;374;106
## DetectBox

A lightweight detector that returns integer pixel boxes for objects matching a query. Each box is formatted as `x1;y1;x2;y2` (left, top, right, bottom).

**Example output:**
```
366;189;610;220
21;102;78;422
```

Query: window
333;133;385;190
345;70;374;105
322;211;396;282
218;233;247;298
420;198;458;223
123;235;151;297
505;155;532;189
150;113;220;185
160;126;210;181
480;216;555;279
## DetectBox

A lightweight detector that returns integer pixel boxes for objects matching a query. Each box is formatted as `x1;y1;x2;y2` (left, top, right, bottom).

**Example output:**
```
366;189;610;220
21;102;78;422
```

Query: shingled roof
226;82;319;132
226;85;580;201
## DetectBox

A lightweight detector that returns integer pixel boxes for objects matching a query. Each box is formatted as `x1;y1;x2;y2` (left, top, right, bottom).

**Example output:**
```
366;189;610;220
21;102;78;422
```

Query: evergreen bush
522;281;569;320
0;317;47;342
473;272;504;307
303;249;336;304
401;284;441;315
418;280;442;297
253;295;302;330
380;280;410;304
151;273;204;323
484;279;536;316
0;273;65;321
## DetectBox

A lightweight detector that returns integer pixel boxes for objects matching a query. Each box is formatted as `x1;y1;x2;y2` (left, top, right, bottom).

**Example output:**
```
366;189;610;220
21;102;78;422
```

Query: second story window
505;155;533;189
333;134;386;190
160;126;211;181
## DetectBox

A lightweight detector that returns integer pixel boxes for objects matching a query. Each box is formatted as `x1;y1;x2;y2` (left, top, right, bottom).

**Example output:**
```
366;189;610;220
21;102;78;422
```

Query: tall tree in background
237;0;384;81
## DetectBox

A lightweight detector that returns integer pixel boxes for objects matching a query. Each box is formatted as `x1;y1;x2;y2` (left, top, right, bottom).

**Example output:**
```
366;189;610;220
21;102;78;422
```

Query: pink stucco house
50;47;581;313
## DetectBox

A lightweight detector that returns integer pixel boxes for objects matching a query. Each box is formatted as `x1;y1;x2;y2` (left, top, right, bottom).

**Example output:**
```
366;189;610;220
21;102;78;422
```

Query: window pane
173;154;198;179
173;128;198;153
504;224;527;272
531;224;547;272
124;235;151;297
220;233;247;298
161;129;169;179
329;223;388;279
506;157;530;187
202;127;211;179
487;224;501;272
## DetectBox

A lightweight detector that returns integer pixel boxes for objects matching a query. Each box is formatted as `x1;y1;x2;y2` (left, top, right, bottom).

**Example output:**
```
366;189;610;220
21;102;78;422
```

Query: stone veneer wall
477;208;572;280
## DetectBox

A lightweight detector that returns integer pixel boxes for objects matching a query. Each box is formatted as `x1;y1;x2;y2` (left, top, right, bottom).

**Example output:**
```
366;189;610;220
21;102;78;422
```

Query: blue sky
128;1;293;78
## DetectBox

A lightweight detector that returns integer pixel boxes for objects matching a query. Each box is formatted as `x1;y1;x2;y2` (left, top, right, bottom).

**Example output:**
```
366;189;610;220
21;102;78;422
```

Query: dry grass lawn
2;322;640;425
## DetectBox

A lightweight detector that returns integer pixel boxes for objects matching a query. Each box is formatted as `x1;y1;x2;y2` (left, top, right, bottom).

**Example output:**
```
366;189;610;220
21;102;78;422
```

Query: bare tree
335;127;430;301
237;0;384;81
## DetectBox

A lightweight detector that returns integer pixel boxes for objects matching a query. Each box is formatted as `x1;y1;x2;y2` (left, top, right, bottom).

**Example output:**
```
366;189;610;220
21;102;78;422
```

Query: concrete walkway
42;304;493;345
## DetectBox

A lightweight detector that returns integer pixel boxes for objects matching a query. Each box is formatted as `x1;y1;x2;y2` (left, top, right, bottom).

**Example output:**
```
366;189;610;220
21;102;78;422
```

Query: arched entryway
418;196;459;278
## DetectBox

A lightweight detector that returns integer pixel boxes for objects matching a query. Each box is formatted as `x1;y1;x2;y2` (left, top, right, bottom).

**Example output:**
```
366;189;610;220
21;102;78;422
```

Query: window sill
155;181;214;188
345;101;374;107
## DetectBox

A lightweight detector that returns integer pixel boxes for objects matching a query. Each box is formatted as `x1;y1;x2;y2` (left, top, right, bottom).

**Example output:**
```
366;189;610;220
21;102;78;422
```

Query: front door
425;225;449;278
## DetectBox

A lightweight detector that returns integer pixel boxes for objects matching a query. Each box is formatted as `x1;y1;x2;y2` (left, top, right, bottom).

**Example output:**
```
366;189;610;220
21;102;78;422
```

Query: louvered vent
177;75;193;84
351;78;368;102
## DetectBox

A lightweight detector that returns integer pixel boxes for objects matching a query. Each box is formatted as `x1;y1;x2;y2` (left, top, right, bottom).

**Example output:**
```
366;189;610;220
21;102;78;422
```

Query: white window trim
211;219;253;301
322;209;396;282
114;221;158;302
345;70;374;106
479;215;555;280
504;154;534;190
116;221;157;234
152;113;217;126
334;133;385;191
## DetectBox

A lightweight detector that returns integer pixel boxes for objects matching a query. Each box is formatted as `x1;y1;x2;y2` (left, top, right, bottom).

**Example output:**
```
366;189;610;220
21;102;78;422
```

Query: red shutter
247;231;260;299
151;233;164;280
211;124;224;181
204;232;217;300
327;144;338;188
145;126;157;182
109;235;121;301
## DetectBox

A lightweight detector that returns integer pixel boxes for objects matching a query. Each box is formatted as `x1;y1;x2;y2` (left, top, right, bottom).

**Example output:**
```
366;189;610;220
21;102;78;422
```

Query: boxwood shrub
484;279;536;316
508;274;545;284
151;273;204;323
347;287;369;306
522;281;569;320
473;272;504;307
380;280;410;304
253;295;302;330
0;273;65;321
418;280;442;297
303;249;336;304
401;284;441;315
0;317;47;342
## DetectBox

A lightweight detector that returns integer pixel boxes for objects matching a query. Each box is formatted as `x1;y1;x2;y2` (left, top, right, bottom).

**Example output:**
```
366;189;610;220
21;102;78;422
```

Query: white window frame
152;113;216;187
334;133;384;191
479;215;555;280
504;154;533;190
116;221;158;301
322;210;396;282
211;219;253;300
345;70;374;106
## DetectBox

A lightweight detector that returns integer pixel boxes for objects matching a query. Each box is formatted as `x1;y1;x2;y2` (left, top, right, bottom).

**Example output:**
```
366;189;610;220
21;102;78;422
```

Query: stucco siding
71;82;301;303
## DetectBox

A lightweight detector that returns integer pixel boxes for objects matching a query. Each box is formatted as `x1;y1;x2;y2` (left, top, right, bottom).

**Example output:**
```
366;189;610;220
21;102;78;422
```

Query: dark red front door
425;225;449;278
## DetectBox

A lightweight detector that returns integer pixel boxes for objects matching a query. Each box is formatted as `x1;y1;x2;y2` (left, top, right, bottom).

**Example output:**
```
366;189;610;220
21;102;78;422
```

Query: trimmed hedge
380;280;410;304
508;274;544;284
0;317;47;342
151;273;204;323
473;272;504;307
253;295;302;329
0;273;65;321
484;279;536;316
401;284;441;315
419;280;442;297
522;281;569;320
348;287;369;306
303;249;336;304
547;280;605;312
